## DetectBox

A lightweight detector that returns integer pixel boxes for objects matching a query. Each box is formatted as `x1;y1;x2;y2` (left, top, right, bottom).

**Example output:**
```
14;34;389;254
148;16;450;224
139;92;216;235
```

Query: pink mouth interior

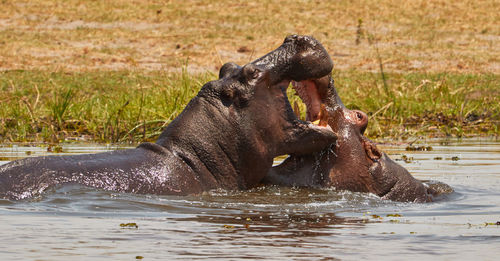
292;80;323;122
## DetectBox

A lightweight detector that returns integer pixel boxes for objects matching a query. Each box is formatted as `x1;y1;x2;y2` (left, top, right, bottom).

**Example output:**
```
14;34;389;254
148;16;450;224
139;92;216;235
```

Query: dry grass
0;0;498;143
0;0;498;73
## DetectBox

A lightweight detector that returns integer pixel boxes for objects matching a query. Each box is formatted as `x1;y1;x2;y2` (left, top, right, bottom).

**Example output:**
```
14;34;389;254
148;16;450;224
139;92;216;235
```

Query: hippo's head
266;76;437;202
215;35;339;157
160;35;337;188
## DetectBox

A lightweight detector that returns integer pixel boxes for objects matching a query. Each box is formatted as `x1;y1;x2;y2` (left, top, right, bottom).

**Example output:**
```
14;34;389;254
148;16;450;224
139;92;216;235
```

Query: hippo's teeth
310;104;327;126
318;103;328;127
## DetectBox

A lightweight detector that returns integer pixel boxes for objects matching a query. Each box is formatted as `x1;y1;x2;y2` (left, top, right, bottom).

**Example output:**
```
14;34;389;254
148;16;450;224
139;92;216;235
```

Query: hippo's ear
363;139;382;162
219;62;241;79
242;64;265;85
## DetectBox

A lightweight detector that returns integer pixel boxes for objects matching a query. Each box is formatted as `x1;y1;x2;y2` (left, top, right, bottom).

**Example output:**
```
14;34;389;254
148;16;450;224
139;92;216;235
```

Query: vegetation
333;70;499;140
0;70;497;143
0;0;498;143
0;69;212;143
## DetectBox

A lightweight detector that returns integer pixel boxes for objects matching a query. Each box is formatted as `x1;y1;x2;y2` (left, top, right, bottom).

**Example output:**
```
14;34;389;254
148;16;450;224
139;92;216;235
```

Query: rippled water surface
1;139;499;260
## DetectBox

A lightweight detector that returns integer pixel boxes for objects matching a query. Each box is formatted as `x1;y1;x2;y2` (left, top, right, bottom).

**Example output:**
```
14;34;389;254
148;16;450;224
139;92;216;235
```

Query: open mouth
289;77;330;127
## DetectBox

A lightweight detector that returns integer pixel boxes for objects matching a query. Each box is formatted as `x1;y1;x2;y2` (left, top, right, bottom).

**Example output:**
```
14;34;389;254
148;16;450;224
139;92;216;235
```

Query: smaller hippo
0;35;337;200
264;75;450;202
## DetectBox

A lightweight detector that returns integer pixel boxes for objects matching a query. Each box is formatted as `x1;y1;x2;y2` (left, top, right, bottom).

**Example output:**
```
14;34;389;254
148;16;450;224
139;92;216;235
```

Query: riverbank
1;70;498;143
1;0;498;143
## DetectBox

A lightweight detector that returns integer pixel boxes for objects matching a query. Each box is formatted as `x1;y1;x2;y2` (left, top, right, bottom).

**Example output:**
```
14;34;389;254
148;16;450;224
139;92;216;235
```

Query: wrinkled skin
264;76;448;203
0;35;337;200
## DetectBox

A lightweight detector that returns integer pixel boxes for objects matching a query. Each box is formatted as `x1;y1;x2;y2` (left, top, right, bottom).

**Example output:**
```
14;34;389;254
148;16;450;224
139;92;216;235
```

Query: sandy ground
0;0;498;74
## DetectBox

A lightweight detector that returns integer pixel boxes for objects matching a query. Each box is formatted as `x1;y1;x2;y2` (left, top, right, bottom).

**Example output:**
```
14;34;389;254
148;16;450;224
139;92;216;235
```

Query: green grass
0;70;213;143
332;70;499;139
1;70;498;143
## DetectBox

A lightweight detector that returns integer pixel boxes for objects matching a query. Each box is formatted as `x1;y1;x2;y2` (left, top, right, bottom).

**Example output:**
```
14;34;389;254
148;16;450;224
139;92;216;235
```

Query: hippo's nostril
284;35;298;43
356;112;363;120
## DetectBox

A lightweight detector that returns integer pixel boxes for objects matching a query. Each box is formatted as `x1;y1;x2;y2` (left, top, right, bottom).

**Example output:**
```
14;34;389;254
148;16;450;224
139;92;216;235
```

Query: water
0;139;499;260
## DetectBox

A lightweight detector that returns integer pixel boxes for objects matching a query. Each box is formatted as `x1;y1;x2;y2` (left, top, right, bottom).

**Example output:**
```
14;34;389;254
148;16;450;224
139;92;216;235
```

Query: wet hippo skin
264;75;449;202
0;35;337;200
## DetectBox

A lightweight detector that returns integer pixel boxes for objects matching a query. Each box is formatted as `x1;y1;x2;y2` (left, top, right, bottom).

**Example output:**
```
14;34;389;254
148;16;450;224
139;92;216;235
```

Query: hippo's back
0;143;203;200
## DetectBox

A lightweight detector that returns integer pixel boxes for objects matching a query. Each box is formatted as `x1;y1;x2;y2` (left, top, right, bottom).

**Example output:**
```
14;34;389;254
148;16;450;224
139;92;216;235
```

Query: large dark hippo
0;35;337;200
264;75;447;202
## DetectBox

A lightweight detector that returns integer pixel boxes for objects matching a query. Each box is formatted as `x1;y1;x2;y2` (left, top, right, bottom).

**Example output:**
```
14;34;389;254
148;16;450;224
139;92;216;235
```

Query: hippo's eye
247;68;262;80
242;64;264;83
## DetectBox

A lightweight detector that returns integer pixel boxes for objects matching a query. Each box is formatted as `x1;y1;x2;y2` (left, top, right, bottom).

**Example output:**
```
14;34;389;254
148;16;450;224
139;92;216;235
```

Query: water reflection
179;187;371;237
175;211;366;237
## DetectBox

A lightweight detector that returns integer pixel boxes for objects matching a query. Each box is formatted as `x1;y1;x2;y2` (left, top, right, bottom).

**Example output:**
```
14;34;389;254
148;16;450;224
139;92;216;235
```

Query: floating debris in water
223;225;235;229
387;214;402;217
47;145;63;153
405;145;433;151
433;156;443;160
451;156;460;161
136;256;144;259
120;223;138;228
466;222;500;227
400;155;414;163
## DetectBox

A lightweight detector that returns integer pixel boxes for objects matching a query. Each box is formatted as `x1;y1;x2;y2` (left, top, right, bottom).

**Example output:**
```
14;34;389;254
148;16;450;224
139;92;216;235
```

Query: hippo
264;75;447;203
0;35;337;200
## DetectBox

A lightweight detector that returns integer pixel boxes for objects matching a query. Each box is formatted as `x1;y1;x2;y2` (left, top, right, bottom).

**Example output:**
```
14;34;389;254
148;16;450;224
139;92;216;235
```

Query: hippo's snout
252;35;333;84
284;34;321;50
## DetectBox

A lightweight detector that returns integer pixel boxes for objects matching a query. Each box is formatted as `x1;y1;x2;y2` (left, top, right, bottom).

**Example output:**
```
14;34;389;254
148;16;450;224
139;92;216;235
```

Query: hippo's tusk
318;104;328;127
293;101;301;120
